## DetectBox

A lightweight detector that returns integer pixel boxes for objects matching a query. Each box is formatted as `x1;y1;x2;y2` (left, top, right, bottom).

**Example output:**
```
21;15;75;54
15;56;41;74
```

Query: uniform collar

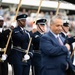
20;27;26;31
20;27;24;31
61;31;67;36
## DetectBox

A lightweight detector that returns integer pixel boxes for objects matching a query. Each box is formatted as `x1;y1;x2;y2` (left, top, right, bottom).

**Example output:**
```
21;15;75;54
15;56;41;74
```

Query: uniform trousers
32;53;41;75
0;61;8;75
13;64;30;75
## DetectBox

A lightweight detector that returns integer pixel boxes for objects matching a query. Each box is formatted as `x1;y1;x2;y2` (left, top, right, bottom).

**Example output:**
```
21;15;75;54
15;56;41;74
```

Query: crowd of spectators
0;6;75;36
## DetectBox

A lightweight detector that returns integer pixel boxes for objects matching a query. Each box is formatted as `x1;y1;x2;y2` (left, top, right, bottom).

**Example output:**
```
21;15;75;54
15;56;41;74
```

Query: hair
50;15;63;25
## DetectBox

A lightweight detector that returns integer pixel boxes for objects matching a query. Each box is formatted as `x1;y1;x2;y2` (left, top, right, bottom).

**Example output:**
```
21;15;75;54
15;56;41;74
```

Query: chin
0;26;2;28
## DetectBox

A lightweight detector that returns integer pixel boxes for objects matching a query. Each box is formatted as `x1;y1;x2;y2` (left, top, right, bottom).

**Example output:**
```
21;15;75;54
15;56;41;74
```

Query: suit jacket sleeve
40;36;69;57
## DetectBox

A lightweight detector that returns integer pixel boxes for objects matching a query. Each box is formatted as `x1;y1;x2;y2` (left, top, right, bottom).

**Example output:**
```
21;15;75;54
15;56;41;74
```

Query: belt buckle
17;46;21;49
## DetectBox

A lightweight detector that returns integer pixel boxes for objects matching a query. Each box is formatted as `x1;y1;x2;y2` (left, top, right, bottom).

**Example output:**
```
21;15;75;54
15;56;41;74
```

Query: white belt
13;46;27;53
33;50;41;54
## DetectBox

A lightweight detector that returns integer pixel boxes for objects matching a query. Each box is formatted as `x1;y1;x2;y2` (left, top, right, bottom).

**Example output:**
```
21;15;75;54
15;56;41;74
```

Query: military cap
36;19;47;25
16;14;28;20
63;20;69;27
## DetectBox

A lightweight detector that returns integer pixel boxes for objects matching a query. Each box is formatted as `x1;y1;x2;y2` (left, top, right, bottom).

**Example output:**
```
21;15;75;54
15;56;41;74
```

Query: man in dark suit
31;19;47;75
9;14;33;75
0;16;11;75
39;15;75;75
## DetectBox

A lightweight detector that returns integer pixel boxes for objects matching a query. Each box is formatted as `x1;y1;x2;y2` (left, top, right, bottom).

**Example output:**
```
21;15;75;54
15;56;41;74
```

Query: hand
0;28;2;33
23;54;30;61
32;29;37;33
65;43;70;51
1;54;7;61
10;26;14;30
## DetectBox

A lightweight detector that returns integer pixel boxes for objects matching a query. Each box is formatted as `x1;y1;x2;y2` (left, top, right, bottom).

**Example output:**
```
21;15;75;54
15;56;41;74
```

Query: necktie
57;36;63;45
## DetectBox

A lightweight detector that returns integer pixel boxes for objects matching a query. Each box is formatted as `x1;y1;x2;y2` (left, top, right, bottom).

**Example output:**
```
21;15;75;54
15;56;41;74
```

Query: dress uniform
60;20;75;75
9;14;33;75
60;20;75;57
31;19;47;75
0;16;11;75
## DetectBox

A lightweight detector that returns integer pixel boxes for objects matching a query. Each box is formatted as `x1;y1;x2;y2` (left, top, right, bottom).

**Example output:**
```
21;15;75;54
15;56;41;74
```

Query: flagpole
55;1;61;16
3;0;22;55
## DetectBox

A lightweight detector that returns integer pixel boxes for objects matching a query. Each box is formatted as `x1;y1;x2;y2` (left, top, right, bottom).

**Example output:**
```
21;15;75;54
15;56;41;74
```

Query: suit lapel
48;31;61;45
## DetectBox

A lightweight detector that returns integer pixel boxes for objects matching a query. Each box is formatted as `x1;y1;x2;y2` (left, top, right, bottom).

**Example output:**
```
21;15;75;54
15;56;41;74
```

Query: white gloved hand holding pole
23;54;30;61
1;54;7;61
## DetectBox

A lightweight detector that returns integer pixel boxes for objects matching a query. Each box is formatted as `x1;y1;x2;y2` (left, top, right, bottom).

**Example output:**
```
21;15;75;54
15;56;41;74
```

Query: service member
60;20;75;60
60;20;75;75
60;20;70;42
31;19;47;75
0;16;11;75
9;14;33;75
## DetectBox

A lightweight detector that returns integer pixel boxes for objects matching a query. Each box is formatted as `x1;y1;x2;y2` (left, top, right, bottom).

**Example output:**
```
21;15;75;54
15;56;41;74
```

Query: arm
40;36;68;57
64;36;75;45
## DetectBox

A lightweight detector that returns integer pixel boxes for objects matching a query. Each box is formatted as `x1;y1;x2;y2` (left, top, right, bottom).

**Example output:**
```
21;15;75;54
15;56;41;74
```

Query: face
0;20;4;27
50;18;63;35
62;26;69;33
37;24;46;33
17;19;26;28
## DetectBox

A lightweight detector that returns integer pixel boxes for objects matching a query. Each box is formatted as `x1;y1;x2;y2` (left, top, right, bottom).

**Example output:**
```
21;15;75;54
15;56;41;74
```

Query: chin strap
62;26;67;33
38;25;44;33
18;20;24;26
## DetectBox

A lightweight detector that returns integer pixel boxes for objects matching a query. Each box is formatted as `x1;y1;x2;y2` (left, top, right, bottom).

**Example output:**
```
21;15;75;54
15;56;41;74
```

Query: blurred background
1;0;75;75
0;0;75;34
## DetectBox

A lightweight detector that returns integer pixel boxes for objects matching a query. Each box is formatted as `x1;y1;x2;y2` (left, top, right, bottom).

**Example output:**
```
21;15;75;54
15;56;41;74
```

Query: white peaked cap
0;16;4;20
63;19;69;23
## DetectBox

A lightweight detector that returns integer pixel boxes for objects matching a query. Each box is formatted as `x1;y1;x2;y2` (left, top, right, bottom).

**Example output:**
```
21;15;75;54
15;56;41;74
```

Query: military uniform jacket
60;32;75;44
0;29;11;59
10;26;32;65
32;31;42;51
60;32;75;61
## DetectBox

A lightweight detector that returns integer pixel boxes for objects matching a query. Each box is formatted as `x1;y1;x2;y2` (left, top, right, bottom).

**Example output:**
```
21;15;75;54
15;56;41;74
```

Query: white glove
0;28;2;33
1;54;7;61
24;54;30;61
